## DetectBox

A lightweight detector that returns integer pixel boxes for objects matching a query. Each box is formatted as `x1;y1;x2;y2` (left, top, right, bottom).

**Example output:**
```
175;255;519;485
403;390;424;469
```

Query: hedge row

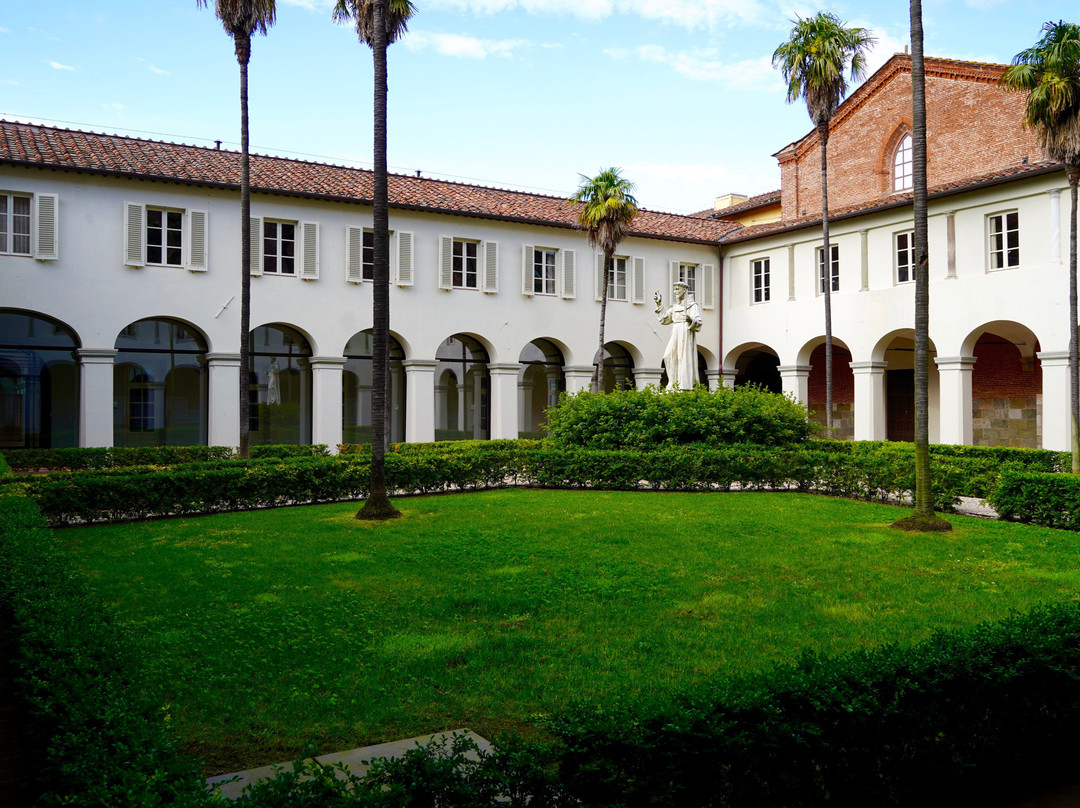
0;497;212;807
0;443;328;472
988;470;1080;530
552;600;1080;806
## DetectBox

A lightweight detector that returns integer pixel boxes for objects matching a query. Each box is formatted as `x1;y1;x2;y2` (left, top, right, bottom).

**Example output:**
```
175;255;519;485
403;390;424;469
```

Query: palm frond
333;0;415;47
196;0;276;38
568;168;639;254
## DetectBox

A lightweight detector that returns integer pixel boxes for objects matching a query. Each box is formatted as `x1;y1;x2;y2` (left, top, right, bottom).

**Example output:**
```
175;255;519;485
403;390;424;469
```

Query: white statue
655;282;702;390
266;357;281;405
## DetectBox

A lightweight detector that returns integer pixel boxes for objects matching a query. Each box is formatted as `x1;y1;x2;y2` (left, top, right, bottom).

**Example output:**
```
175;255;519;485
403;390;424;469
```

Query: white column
850;361;887;441
705;368;722;391
434;383;446;431
778;364;812;406
518;379;532;434
77;349;116;448
563;365;594;394
404;359;436;444
787;243;796;301
858;229;869;291
488;363;522;440
945;211;958;279
634;367;663;390
1049;188;1063;265
206;352;240;449
935;356;976;446
721;370;738;389
310;356;346;452
1038;351;1071;451
390;365;403;443
458;378;467;433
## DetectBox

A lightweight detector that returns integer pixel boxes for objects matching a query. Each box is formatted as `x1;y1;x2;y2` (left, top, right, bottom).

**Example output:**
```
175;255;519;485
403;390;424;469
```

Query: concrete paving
205;729;490;800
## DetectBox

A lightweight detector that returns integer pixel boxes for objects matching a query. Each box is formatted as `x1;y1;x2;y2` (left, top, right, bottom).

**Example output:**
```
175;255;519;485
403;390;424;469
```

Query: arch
519;338;567;436
0;310;80;448
600;341;636;393
113;318;209;447
248;323;313;446
874;330;940;443
723;341;781;374
798;336;855;440
724;342;782;394
960;320;1041;361
963;321;1042;448
880;123;913;194
435;334;490;440
342;330;408;445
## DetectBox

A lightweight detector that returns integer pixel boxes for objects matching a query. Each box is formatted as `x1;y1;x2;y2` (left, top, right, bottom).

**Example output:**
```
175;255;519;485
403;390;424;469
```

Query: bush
2;445;235;472
553;601;1080;807
544;385;814;450
988;470;1080;529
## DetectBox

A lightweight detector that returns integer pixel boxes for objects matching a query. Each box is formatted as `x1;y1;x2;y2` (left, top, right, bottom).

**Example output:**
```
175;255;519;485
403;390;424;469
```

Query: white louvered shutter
560;249;576;299
631;256;646;304
669;260;679;301
521;244;534;296
300;221;319;280
249;217;262;276
395;231;414;286
187;210;208;272
34;193;58;261
123;202;145;267
346;226;363;283
482;241;498;293
594;252;605;301
438;235;453;290
700;263;716;309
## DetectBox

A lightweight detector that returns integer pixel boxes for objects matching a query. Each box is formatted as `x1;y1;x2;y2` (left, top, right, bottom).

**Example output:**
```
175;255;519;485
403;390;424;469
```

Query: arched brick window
893;133;913;192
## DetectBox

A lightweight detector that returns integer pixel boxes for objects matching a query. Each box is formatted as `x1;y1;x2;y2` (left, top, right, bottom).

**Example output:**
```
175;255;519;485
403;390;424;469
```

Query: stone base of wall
973;396;1040;448
809;401;854;441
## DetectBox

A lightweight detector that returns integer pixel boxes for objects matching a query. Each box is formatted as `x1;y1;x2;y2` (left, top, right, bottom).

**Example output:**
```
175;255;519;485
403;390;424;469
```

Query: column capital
205;352;241;367
849;360;888;374
934;356;977;370
1048;187;1062;199
1036;350;1071;367
403;359;438;371
488;362;523;375
76;348;118;364
309;355;348;369
778;364;812;376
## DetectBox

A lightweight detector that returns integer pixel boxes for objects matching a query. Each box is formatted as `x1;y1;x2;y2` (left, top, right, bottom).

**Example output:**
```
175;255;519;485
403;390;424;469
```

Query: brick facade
971;333;1042;448
777;56;1042;219
807;345;855;441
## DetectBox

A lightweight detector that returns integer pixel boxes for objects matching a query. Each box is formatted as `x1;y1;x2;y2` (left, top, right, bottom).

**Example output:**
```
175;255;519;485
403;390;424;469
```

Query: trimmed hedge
2;445;236;472
988;470;1080;530
553;600;1080;807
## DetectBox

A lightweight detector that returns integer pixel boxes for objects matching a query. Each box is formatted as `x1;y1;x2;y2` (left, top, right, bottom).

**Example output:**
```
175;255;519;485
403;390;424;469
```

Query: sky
0;1;1071;215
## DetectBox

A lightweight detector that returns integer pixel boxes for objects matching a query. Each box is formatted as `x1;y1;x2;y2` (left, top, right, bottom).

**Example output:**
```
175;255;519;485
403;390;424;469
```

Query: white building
0;54;1072;452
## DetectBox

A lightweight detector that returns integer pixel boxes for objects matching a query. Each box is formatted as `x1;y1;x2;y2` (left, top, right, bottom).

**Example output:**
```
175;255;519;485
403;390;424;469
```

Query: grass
61;489;1080;775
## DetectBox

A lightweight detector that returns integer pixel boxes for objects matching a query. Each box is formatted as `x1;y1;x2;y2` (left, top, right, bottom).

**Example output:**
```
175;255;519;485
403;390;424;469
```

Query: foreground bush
989;470;1080;530
544;385;814;450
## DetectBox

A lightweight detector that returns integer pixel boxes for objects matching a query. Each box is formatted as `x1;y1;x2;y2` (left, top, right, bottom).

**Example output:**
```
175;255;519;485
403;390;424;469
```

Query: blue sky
0;1;1071;214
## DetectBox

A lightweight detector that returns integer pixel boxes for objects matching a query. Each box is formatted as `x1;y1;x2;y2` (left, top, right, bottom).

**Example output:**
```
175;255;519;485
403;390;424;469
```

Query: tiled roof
0;120;739;245
721;159;1062;244
710;190;782;218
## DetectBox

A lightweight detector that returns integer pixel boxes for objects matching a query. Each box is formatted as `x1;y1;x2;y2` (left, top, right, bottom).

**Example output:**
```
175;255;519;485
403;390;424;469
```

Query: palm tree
569;168;640;392
334;0;414;520
197;1;276;461
1001;21;1080;474
894;0;951;531
773;13;873;434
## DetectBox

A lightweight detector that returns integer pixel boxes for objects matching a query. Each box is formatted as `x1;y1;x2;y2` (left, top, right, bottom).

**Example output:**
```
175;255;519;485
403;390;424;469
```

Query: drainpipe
716;242;724;383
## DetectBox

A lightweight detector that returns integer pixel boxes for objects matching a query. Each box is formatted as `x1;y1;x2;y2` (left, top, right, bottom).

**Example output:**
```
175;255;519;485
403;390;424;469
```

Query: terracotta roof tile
0;120;739;245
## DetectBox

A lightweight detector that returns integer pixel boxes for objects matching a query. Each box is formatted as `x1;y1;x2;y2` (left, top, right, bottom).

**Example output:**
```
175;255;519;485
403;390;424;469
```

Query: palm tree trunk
818;122;833;433
1070;169;1079;474
593;251;611;392
238;34;252;461
358;0;400;520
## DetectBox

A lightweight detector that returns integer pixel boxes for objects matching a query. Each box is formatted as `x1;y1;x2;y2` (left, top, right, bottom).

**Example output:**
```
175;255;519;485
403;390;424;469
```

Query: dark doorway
886;369;914;442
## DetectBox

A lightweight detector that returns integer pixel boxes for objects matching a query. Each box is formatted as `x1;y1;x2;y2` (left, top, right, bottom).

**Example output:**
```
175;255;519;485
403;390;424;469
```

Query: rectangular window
678;263;697;297
988;211;1020;270
533;248;556;295
453;239;478;288
362;229;375;281
609;256;627;301
263;220;296;275
752;258;771;303
817;244;840;294
147;208;184;266
129;387;155;432
0;193;32;255
896;231;915;283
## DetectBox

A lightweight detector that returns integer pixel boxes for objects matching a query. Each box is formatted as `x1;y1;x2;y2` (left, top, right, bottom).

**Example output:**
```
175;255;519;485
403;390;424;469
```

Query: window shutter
396;231;414;286
482;241;498;293
521;244;534;296
561;249;576;299
300;221;319;280
249;217;262;276
700;263;716;309
123;202;145;267
439;235;453;289
594;252;605;301
631;256;646;304
669;260;679;301
34;193;58;261
187;210;208;272
345;225;363;283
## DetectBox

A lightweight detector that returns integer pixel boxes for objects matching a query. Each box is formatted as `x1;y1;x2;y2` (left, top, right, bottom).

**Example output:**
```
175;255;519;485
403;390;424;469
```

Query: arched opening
0;310;79;448
342;330;407;445
807;342;855;440
249;324;312;446
113;319;208;447
435;335;489;441
878;332;939;443
893;133;913;192
519;339;566;436
600;342;636;393
969;326;1041;448
734;348;781;393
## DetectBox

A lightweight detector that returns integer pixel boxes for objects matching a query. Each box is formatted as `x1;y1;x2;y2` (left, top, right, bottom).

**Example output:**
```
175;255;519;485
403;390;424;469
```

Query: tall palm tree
1001;21;1080;474
334;0;414;520
773;13;873;434
569;168;639;392
895;0;951;531
197;0;277;461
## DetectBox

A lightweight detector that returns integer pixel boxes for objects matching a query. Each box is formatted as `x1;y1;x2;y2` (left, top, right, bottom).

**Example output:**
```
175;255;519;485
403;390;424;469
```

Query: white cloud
608;44;781;90
964;0;1008;8
404;30;530;58
280;0;333;10
427;0;773;28
0;26;10;34
103;103;126;112
48;61;75;72
0;79;18;86
137;57;171;76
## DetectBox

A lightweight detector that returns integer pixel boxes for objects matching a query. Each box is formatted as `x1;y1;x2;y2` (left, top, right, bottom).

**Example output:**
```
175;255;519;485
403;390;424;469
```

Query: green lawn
62;490;1080;775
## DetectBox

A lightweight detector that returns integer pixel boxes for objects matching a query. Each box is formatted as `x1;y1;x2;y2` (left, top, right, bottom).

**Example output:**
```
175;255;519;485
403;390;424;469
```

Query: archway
966;323;1042;448
876;331;939;443
0;310;79;448
519;338;566;436
342;330;407;445
733;347;781;393
805;340;855;440
249;324;312;446
600;342;636;393
435;335;489;440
